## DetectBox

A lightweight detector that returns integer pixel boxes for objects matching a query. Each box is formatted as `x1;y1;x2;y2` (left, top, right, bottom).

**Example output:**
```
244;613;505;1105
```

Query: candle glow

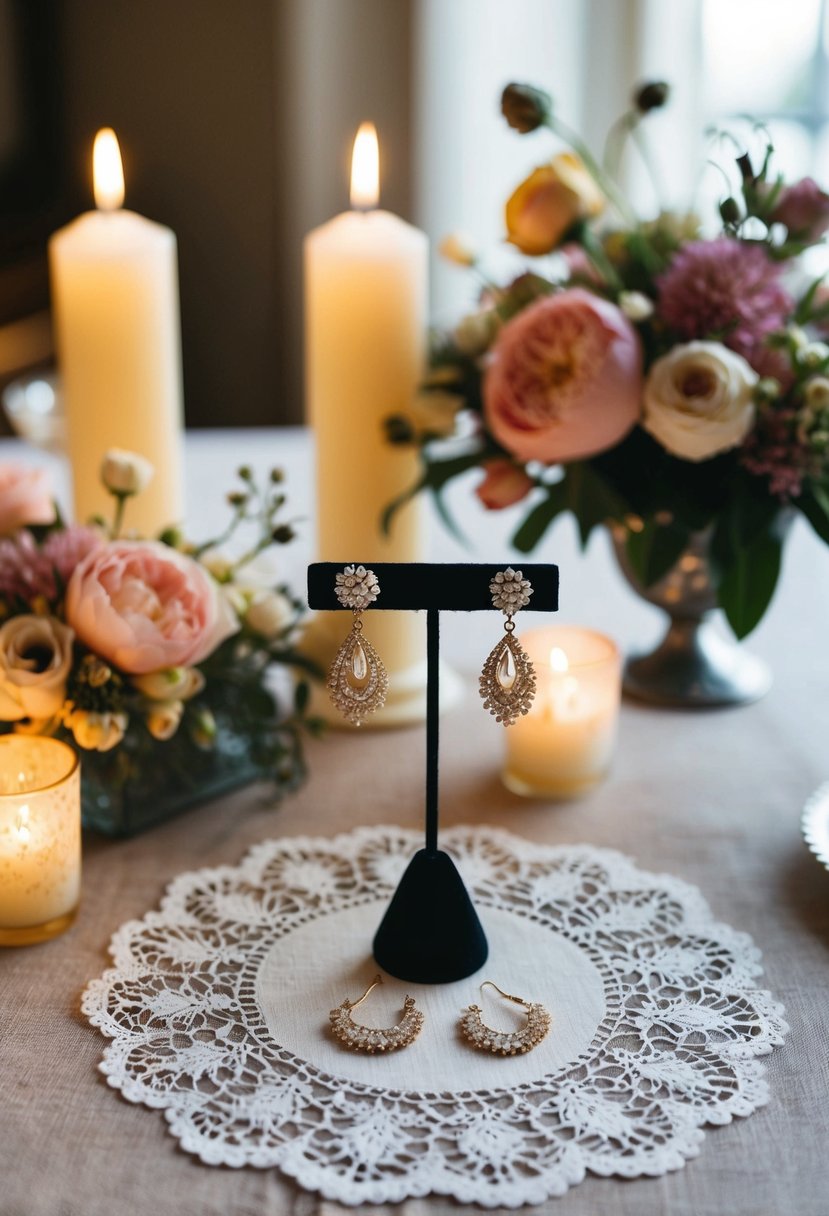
93;128;125;212
350;122;379;210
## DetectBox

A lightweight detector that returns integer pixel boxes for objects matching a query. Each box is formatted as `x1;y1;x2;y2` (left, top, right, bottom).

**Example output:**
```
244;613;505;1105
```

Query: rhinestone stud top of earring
479;567;537;727
460;980;551;1055
329;974;424;1053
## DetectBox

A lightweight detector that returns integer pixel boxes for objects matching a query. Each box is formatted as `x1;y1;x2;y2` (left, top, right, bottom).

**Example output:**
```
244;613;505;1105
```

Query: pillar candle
49;128;184;536
304;123;427;689
502;627;621;798
0;737;81;946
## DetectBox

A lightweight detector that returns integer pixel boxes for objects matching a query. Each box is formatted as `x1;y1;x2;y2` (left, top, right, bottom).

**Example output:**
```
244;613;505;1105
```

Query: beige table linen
1;430;828;1216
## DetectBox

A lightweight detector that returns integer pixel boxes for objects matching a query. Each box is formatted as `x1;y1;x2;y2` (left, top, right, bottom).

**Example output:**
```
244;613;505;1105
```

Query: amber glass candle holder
0;737;81;946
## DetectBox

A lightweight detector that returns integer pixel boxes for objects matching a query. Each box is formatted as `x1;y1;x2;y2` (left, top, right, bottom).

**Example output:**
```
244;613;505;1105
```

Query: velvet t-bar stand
307;562;559;983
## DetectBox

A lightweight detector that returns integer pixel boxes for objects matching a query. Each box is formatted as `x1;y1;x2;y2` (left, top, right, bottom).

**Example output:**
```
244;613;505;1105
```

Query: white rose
146;700;184;741
619;291;654;321
438;232;478;266
67;709;128;752
0;615;74;721
643;341;758;461
410;391;464;438
245;590;294;640
100;449;154;496
132;667;205;701
453;310;499;356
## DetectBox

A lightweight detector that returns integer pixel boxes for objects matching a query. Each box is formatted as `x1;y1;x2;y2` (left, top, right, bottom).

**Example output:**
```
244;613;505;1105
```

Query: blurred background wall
0;0;825;429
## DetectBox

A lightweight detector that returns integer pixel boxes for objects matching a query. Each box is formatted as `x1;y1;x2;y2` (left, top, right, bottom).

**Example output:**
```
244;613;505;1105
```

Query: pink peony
0;464;54;534
656;238;792;376
475;459;535;510
65;541;238;674
483;289;642;464
771;177;829;240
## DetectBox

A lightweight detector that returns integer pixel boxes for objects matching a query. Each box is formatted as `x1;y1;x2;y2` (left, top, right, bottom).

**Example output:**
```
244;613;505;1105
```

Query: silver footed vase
610;528;771;708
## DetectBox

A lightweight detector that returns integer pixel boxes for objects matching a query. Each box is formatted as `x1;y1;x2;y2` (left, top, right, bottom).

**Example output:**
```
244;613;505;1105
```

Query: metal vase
611;528;772;708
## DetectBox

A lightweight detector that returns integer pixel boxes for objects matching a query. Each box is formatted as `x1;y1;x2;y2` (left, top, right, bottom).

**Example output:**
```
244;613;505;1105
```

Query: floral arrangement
0;453;319;828
386;81;829;637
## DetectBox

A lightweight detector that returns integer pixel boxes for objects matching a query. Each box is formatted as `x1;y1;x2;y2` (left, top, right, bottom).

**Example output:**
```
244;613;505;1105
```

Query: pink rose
0;464;54;534
475;459;534;510
484;289;642;464
65;541;239;674
771;177;829;240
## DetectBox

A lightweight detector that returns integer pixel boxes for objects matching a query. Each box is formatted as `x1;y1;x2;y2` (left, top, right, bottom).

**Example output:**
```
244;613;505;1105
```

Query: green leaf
717;530;782;639
566;463;628;547
293;680;310;715
625;519;690;586
381;449;485;540
511;481;569;552
798;483;829;545
795;274;827;325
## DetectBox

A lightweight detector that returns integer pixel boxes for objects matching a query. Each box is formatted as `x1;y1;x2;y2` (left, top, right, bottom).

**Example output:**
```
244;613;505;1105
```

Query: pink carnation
65;540;238;674
483;289;643;464
657;238;792;376
0;464;54;535
0;526;101;604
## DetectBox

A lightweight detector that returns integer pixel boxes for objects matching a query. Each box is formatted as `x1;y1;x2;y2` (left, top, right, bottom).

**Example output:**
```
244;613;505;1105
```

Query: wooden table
2;430;828;1216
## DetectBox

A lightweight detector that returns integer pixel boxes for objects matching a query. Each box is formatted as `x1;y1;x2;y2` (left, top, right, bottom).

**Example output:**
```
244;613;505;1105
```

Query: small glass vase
610;527;772;708
81;709;267;837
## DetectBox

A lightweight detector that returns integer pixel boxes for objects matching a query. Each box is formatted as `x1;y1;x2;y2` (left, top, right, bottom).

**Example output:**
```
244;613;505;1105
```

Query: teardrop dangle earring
479;567;536;726
328;564;389;726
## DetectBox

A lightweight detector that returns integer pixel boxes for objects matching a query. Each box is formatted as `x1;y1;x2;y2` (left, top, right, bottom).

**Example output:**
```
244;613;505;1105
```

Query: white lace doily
82;827;788;1209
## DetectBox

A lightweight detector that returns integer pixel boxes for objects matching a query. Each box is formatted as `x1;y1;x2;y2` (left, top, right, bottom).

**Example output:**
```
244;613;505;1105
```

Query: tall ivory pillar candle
304;123;427;709
49;128;184;535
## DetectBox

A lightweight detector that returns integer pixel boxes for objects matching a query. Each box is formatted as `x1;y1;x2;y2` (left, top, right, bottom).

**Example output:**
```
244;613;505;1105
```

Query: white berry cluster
489;567;533;615
335;564;381;610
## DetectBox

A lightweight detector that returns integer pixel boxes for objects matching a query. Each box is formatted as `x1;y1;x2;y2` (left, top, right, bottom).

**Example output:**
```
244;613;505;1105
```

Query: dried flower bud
634;81;670;114
158;526;184;549
270;468;284;483
271;524;295;544
227;491;248;507
385;415;415;445
719;196;741;225
500;82;552;134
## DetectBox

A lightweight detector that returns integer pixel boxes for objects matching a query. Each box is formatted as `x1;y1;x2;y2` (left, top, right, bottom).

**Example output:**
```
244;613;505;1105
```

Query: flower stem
545;113;637;226
112;493;127;539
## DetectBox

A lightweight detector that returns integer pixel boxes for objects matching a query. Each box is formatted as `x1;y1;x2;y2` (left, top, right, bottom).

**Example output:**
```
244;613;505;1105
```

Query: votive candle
502;627;621;798
0;737;81;946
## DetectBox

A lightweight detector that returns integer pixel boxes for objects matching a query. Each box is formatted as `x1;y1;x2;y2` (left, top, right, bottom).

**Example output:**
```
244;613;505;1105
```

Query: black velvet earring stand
307;562;559;983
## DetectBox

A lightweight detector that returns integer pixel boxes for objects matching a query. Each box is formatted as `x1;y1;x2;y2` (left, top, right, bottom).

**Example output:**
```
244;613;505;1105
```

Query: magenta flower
657;238;792;377
771;177;829;241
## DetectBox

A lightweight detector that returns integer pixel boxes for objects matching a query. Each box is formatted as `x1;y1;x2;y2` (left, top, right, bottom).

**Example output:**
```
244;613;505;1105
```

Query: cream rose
642;341;758;461
66;709;127;752
0;615;74;721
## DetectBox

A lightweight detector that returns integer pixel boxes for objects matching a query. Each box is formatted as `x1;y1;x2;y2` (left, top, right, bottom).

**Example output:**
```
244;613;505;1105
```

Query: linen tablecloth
1;429;828;1216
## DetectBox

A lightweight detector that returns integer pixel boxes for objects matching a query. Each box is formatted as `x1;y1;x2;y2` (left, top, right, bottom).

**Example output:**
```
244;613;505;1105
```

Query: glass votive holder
0;737;81;946
502;626;621;799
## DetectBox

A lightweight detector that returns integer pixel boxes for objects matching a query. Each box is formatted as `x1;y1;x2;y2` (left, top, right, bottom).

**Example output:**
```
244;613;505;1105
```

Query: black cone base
373;849;488;983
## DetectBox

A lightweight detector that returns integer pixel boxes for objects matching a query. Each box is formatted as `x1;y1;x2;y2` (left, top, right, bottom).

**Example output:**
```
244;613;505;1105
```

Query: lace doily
82;827;788;1209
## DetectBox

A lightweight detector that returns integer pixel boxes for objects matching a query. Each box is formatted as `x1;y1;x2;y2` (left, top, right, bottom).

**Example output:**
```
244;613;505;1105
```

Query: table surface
2;429;828;1216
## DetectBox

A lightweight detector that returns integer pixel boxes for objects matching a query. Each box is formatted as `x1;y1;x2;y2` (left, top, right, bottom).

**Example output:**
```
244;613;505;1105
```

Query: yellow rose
505;154;604;256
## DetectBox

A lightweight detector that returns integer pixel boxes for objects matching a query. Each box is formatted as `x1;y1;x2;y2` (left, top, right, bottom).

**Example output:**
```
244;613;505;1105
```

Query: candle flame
16;804;30;844
550;647;569;673
93;128;125;212
350;122;379;210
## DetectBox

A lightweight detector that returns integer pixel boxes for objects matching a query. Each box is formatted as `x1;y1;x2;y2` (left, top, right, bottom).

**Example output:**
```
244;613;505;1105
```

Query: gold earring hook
351;974;383;1009
480;980;529;1007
